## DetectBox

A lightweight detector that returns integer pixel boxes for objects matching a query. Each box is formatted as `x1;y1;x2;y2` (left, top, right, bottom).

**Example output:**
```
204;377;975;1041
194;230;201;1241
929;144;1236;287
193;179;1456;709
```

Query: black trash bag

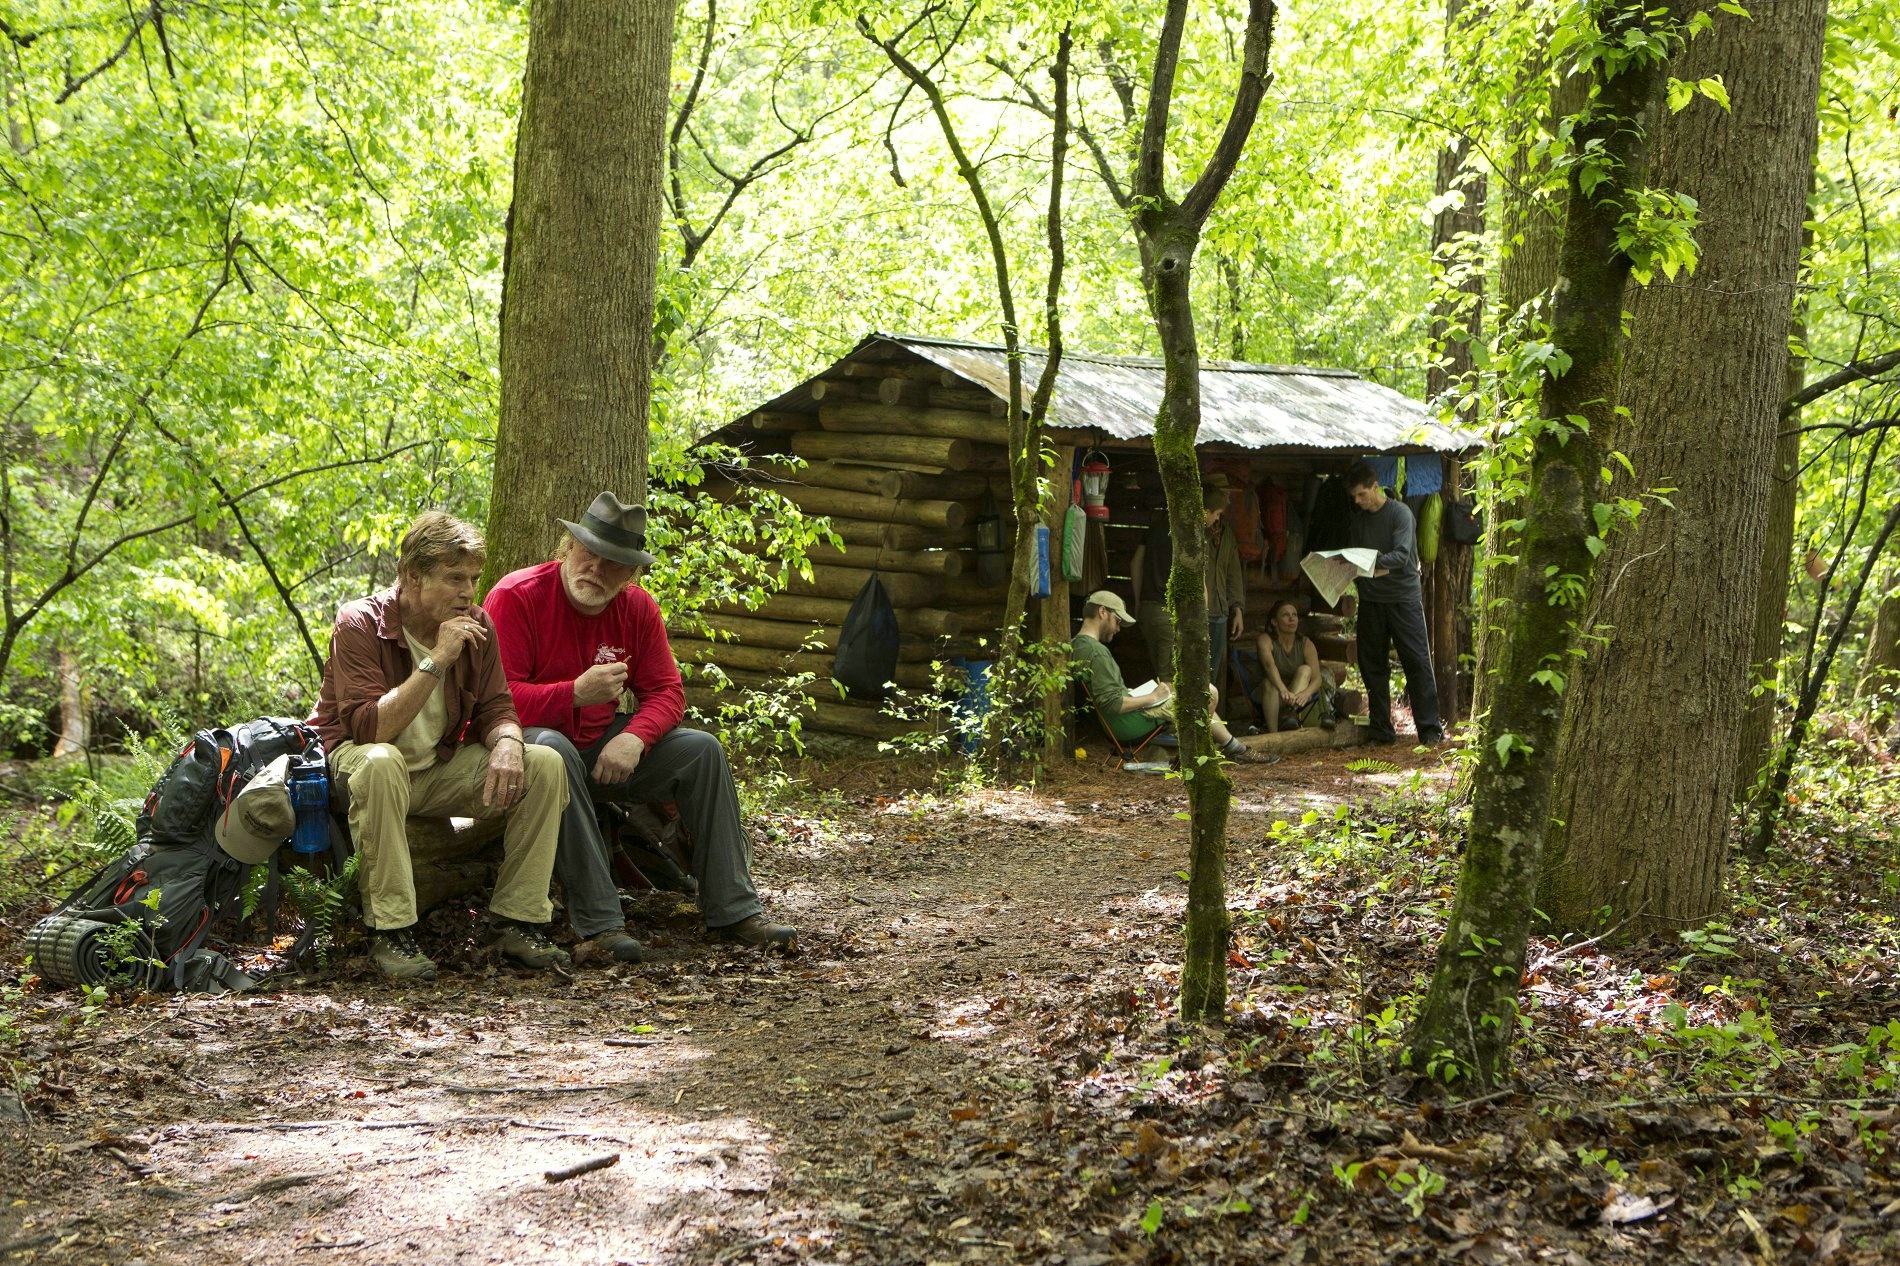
832;571;901;700
1445;496;1484;545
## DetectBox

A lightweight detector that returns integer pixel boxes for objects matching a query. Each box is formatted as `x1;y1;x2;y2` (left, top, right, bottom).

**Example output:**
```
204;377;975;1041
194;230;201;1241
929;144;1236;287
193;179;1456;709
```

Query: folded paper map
1300;548;1379;606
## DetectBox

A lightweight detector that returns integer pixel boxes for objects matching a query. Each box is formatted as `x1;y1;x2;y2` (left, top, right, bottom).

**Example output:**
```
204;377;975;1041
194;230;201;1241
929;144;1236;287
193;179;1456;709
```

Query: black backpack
27;717;324;994
831;571;901;700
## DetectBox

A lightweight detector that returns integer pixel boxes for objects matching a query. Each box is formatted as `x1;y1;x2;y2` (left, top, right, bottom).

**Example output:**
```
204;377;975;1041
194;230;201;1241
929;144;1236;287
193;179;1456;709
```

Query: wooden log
819;401;1011;447
791;431;974;471
746;409;819;432
1321;659;1351;684
747;459;889;496
1236;723;1366;756
684;687;929;743
939;572;1012;606
688;616;962;661
807;379;854;401
838;359;958;385
821;517;977;551
928;385;1006;415
868;378;930;407
730;539;963;576
1311;632;1355;662
708;595;962;638
876;469;1009;501
685;616;836;653
784;565;939;606
709;476;966;530
673;639;943;690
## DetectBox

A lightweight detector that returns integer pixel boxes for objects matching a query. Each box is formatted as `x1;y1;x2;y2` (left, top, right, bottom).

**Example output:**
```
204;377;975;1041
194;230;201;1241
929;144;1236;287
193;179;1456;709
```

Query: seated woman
1254;600;1335;732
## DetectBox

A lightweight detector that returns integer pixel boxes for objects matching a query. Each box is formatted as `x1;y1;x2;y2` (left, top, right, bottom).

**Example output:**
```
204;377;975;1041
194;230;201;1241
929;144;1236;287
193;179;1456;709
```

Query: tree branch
143;411;325;676
1782;348;1900;416
53;3;157;104
1132;0;1189;207
1180;0;1276;226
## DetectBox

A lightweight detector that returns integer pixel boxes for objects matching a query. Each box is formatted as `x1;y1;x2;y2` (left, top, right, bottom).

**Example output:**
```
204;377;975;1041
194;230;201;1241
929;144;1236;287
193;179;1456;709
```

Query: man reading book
1072;591;1270;763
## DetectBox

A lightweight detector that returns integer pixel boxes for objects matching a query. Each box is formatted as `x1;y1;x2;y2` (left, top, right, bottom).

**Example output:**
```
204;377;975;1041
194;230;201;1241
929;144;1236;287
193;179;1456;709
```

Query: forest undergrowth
0;743;1894;1264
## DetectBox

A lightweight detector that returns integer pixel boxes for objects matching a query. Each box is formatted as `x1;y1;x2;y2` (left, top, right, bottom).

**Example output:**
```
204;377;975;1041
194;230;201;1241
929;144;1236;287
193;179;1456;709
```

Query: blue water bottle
287;756;330;855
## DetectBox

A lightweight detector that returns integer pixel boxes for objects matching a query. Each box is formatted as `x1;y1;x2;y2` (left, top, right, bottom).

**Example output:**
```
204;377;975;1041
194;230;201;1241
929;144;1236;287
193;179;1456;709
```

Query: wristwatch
417;655;444;679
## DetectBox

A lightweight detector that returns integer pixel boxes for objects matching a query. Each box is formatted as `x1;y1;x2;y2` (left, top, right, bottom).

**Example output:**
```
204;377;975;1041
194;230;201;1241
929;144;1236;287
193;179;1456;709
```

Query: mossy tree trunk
1427;0;1486;726
1124;0;1275;1025
1538;0;1827;935
484;0;677;586
1409;0;1676;1088
1467;69;1589;732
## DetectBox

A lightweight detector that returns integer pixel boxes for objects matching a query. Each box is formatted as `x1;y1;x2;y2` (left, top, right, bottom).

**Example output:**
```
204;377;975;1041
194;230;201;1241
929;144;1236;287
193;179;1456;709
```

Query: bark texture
1410;2;1674;1087
1735;348;1805;801
485;0;677;585
1539;0;1828;935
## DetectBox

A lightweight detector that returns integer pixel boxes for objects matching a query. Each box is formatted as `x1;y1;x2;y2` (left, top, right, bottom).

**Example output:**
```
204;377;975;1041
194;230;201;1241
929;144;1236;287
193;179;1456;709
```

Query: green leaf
1140;1199;1165;1235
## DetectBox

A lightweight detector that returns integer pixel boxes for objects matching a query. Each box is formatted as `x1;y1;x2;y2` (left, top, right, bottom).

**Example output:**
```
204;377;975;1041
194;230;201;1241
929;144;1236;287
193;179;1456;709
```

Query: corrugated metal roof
736;333;1482;454
892;334;1478;453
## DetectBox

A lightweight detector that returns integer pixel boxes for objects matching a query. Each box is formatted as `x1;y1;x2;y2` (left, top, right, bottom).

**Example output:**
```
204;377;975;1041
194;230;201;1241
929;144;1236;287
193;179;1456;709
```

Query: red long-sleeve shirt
483;561;686;750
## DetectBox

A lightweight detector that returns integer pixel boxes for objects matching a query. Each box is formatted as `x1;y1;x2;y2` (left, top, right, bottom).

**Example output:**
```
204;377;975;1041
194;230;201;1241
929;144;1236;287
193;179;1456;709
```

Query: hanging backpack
1204;459;1266;563
27;717;325;994
832;572;901;700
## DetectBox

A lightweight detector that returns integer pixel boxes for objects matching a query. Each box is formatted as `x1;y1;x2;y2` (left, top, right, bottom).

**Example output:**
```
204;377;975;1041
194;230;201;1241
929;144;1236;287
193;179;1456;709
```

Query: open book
1300;548;1379;606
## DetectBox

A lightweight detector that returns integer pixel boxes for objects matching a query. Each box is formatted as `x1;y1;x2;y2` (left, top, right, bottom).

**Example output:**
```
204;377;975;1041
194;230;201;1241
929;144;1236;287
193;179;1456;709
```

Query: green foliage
281;855;361;970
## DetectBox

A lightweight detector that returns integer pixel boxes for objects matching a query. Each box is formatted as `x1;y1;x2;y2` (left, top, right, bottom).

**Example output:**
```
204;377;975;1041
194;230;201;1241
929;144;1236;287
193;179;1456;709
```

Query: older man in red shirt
484;492;795;958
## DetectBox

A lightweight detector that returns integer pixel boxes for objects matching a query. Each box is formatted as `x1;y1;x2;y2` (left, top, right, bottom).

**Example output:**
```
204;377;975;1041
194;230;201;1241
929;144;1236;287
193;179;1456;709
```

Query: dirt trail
0;752;1376;1265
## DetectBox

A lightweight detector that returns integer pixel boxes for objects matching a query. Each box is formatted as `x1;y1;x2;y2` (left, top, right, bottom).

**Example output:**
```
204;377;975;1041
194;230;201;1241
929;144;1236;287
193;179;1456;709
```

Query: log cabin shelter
680;332;1486;744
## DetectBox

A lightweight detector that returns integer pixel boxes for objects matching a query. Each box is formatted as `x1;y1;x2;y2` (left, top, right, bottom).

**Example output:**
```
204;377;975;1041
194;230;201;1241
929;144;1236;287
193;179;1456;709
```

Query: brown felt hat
560;492;657;568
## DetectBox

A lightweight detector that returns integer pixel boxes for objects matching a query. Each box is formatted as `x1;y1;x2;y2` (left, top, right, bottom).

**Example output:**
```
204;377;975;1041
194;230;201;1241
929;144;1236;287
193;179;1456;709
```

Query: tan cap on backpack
215;755;295;864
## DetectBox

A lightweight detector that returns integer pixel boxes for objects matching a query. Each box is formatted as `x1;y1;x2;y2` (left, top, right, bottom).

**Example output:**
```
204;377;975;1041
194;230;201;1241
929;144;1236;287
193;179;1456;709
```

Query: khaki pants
330;740;567;931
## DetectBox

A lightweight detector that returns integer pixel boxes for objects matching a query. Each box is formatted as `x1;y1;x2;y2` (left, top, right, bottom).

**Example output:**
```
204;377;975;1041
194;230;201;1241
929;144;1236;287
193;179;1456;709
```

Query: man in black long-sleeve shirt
1345;462;1444;746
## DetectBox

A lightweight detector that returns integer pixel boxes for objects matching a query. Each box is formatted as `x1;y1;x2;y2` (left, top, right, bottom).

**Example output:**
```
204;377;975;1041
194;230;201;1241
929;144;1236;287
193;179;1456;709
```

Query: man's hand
483;737;527;809
574;660;630;707
431;615;487;670
592;731;645;785
1229;608;1244;639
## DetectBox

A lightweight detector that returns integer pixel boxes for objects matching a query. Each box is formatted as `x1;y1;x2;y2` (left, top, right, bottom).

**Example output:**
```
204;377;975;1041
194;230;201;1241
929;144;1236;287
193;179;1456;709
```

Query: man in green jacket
1072;591;1269;763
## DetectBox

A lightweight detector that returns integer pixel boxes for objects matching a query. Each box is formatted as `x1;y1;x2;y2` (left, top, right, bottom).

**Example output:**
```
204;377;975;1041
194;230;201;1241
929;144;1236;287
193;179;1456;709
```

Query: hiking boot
710;914;797;953
490;918;573;971
576;929;646;964
369;927;437;982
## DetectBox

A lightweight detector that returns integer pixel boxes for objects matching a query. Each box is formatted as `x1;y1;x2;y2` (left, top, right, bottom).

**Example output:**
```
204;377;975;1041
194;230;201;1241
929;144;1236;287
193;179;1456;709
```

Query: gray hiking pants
525;721;764;935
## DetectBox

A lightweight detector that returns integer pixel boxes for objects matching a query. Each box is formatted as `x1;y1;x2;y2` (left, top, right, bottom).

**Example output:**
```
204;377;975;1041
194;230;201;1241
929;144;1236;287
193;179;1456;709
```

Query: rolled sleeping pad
26;913;160;990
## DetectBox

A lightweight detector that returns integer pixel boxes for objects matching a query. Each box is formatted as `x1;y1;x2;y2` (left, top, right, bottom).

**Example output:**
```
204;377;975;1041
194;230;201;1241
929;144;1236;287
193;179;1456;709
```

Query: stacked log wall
681;355;1016;740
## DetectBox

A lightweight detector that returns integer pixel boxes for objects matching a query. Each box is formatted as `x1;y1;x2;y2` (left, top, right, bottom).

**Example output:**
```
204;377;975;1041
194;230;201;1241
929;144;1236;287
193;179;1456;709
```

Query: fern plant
1345;757;1402;776
280;855;360;968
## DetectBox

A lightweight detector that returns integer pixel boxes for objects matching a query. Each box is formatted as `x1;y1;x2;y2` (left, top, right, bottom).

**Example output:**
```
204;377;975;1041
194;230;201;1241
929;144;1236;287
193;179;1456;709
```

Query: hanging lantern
1080;450;1112;520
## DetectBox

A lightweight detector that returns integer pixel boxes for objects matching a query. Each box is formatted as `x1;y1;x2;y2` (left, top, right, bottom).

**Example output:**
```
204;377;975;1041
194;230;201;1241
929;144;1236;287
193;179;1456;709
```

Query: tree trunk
52;649;89;759
1428;0;1486;728
483;0;677;586
1126;0;1275;1026
1467;69;1589;730
1538;0;1828;935
1857;576;1900;722
1410;3;1674;1088
1735;185;1816;802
